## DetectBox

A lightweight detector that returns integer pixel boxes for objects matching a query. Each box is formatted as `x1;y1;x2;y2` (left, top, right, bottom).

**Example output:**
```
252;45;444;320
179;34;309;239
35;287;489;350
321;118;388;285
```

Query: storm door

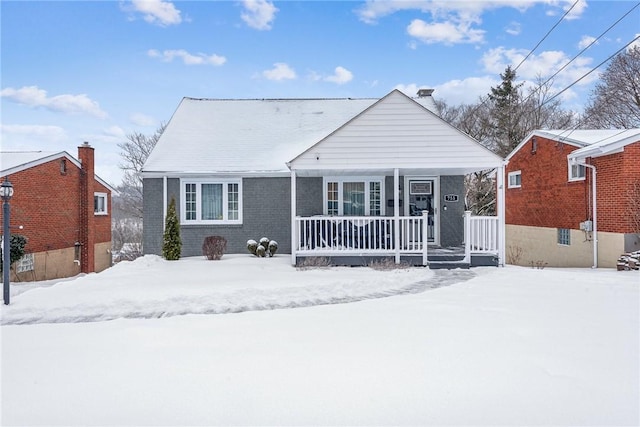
405;178;437;245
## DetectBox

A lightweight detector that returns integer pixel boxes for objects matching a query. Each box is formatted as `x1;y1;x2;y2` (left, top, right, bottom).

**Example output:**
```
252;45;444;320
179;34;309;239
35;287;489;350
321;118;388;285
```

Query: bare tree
582;46;640;129
117;123;166;219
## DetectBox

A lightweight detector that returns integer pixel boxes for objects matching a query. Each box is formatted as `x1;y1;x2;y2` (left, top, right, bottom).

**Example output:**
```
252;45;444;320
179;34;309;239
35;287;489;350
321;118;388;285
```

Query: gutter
570;156;598;268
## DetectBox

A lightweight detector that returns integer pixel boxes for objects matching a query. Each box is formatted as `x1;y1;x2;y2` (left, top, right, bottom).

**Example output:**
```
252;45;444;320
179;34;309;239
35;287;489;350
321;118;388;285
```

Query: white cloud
128;0;182;26
0;124;68;144
407;19;484;45
324;67;354;85
0;86;107;119
564;0;588;20
147;49;226;66
241;0;278;30
262;63;297;81
578;35;597;50
130;113;156;127
505;21;521;36
102;126;127;139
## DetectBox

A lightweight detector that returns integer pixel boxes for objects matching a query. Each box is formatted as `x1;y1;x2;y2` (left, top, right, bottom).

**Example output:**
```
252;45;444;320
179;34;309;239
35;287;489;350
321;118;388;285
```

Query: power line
519;1;640;108
541;34;640;108
513;0;580;72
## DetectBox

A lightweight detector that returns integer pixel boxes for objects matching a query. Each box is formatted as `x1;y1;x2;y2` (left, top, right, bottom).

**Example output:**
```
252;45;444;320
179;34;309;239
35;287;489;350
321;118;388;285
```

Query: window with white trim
181;179;242;224
508;171;521;188
323;177;384;216
94;192;108;215
569;162;586;181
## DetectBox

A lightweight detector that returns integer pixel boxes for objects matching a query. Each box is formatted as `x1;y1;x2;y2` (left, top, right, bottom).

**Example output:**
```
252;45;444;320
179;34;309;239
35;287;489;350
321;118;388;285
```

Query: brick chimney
78;142;95;273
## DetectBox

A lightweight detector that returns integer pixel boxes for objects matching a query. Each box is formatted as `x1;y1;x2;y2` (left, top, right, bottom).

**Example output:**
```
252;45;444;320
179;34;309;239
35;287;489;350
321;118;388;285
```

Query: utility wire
518;1;640;108
541;34;640;108
513;0;580;72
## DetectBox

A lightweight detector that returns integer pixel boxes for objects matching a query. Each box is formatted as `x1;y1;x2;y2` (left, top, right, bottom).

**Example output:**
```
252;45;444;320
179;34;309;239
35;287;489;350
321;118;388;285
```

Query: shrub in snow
162;197;181;261
247;240;258;256
247;237;277;257
202;236;227;260
268;240;278;257
259;237;270;250
0;234;28;273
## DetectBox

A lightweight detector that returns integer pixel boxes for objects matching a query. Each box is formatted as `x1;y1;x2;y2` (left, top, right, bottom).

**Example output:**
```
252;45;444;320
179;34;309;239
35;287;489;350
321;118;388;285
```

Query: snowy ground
1;255;638;426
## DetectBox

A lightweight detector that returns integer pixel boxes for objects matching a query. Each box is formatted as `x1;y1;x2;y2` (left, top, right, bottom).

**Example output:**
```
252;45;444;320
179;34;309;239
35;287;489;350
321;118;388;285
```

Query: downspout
583;162;598;268
290;169;297;266
162;176;168;232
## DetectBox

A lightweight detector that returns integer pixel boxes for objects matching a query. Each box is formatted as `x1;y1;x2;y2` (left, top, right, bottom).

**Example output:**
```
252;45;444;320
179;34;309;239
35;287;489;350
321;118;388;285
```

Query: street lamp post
1;176;14;305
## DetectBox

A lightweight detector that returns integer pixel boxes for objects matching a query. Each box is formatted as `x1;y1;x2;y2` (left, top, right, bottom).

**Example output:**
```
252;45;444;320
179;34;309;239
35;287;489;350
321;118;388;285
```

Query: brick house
505;129;640;268
0;142;115;281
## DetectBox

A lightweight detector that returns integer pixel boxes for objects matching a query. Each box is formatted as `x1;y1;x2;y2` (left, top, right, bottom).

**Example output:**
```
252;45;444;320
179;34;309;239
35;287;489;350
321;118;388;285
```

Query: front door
405;178;437;244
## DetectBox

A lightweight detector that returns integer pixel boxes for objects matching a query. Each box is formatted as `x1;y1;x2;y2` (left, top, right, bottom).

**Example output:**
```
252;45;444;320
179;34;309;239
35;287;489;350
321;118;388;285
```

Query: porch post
290;170;297;266
497;164;506;267
394;168;400;264
422;210;429;266
463;211;471;264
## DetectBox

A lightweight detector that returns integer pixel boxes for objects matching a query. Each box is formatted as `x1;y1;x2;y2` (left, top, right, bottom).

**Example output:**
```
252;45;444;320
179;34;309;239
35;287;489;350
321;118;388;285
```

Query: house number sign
444;194;459;202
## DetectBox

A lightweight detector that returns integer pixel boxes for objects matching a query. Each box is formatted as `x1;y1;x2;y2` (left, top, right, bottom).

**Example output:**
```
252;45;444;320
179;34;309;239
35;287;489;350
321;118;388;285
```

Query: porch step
427;261;470;269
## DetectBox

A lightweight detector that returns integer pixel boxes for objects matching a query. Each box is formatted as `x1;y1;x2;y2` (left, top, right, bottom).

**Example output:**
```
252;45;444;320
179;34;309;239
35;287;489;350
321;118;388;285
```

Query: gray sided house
142;90;507;267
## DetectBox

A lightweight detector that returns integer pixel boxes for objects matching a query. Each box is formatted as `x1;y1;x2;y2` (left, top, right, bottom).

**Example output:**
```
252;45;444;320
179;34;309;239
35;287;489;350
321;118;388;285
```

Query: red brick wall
595;142;640;233
506;136;640;234
0;157;111;256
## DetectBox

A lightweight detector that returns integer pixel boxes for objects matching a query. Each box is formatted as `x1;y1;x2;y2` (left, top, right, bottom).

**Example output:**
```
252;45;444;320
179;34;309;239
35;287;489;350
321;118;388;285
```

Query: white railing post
463;211;471;264
290;170;297;266
422;210;429;266
394;168;400;264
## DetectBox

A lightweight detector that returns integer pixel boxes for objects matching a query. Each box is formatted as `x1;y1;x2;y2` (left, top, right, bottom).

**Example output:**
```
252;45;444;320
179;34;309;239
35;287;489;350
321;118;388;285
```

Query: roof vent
417;88;434;97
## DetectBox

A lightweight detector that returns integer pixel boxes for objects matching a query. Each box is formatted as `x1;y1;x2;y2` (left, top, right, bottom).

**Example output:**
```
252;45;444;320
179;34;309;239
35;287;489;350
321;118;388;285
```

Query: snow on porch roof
142;94;438;176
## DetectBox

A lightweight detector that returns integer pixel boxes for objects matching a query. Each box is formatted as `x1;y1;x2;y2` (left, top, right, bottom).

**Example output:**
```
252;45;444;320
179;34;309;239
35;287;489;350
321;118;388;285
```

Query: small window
508;171;521;188
94;192;108;215
569;163;586;181
60;159;67;175
16;253;34;273
558;228;570;246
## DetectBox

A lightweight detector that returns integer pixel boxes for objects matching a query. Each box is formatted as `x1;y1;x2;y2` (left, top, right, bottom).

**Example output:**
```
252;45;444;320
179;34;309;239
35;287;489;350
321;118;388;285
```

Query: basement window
94;192;108;215
557;228;571;246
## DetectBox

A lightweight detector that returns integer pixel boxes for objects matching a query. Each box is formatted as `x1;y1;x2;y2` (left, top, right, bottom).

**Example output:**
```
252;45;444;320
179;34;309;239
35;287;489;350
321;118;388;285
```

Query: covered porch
286;90;506;267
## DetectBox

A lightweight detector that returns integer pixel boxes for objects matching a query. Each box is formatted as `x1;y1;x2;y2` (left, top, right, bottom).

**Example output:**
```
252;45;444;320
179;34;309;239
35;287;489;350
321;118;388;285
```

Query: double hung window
94;192;108;215
508;171;521;188
569;162;586;181
324;177;383;216
181;180;242;224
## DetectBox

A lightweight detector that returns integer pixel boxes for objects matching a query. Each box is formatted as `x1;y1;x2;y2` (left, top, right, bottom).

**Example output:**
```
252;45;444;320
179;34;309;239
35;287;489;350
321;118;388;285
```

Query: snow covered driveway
1;255;472;325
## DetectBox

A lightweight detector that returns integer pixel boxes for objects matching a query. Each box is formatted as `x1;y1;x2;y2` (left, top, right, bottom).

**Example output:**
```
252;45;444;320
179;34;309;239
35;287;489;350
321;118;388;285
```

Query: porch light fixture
2;176;14;305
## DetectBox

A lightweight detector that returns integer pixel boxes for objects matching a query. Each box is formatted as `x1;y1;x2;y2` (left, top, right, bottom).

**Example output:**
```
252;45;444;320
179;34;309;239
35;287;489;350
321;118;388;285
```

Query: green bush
162;197;182;260
0;234;28;273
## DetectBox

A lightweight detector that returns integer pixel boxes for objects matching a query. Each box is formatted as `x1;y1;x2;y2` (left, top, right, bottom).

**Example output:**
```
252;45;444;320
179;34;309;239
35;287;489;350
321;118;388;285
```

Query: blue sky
1;0;639;186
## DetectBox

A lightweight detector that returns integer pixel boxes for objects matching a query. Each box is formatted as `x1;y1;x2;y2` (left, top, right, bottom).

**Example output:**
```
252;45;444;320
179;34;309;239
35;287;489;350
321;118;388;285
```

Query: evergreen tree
486;66;526;157
0;234;28;274
162;197;181;260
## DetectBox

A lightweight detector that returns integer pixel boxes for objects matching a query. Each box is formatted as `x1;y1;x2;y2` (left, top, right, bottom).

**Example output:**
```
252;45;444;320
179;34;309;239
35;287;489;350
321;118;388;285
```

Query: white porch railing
294;211;500;266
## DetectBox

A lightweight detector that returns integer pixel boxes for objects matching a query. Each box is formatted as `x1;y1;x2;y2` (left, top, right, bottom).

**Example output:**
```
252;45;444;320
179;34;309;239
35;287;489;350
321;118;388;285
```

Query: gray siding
143;178;165;256
143;174;466;257
144;177;292;257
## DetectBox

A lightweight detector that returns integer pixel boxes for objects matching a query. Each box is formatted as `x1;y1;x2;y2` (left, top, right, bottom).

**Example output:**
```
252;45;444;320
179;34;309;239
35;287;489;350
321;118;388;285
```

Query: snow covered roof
142;94;439;176
0;150;116;192
507;129;640;161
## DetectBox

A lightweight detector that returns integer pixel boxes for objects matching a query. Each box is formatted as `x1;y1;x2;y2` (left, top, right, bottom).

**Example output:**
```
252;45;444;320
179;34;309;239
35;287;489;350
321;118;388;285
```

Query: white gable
289;90;504;175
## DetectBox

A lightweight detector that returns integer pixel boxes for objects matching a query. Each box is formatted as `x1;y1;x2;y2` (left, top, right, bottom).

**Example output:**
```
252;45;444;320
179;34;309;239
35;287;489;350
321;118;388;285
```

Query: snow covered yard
1;256;638;426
